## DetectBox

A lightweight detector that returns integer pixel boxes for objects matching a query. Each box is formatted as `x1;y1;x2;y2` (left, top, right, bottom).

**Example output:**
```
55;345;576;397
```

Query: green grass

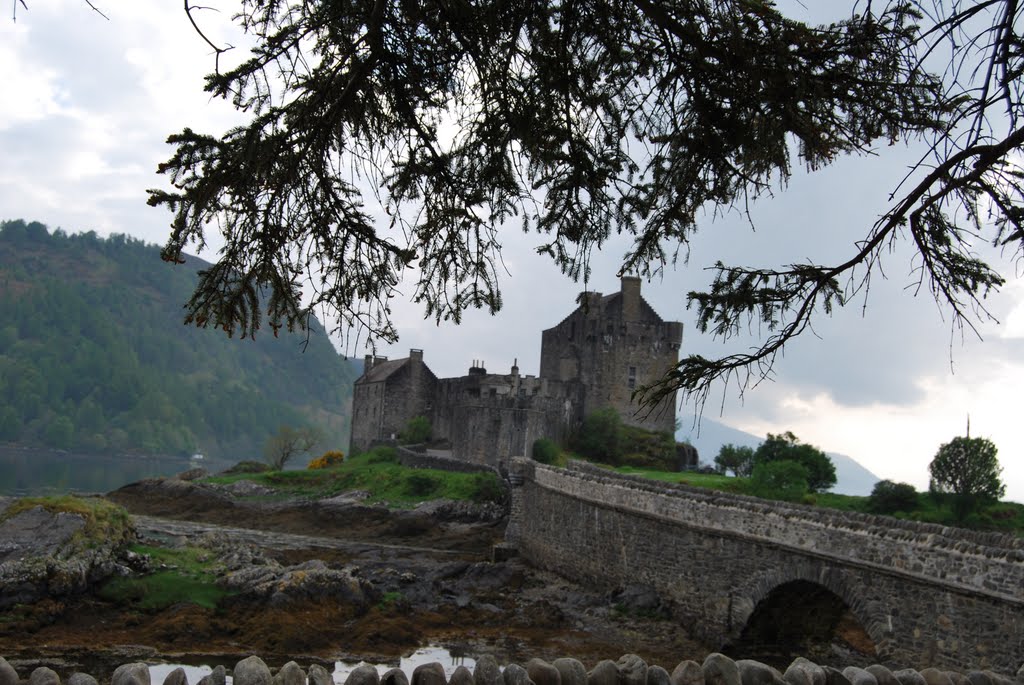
203;447;505;507
0;495;133;547
97;543;230;610
605;464;1024;535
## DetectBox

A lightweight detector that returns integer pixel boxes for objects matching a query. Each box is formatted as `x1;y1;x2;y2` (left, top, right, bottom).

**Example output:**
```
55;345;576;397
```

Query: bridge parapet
508;458;1024;672
525;460;1024;601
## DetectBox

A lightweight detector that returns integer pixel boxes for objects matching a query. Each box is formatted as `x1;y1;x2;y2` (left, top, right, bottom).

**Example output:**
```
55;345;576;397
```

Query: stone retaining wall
3;651;1022;685
394;447;501;477
507;460;1024;673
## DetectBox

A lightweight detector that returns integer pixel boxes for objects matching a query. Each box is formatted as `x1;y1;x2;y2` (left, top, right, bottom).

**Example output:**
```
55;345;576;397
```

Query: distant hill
677;417;881;496
0;219;358;461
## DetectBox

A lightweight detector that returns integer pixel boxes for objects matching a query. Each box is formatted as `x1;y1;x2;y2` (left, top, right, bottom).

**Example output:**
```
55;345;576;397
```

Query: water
0;446;233;496
147;646;475;685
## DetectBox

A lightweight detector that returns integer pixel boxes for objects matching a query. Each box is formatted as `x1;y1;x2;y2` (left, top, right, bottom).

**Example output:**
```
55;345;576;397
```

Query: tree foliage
0;220;353;459
753;431;836;493
398;415;432;445
868;479;919;514
747;460;809;503
145;0;1024;405
714;444;755;477
929;435;1005;519
264;424;324;469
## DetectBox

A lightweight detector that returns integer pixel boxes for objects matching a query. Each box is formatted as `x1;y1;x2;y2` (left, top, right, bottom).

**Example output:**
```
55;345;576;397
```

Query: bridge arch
726;565;885;664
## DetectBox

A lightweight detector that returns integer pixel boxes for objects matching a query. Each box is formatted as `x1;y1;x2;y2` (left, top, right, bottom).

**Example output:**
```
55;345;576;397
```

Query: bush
399;416;432;445
532;438;561;464
753;432;836;493
403;471;440;497
308;450;345;469
572;408;625;465
714;444;755;477
469;472;505;503
868;480;918;514
747;460;809;502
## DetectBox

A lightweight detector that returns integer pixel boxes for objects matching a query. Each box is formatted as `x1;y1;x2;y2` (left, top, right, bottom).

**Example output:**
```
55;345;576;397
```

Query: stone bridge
505;460;1024;674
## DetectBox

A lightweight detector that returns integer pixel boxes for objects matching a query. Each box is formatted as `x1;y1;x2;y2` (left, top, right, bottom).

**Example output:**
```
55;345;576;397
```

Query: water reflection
0;447;233;496
147;647;474;685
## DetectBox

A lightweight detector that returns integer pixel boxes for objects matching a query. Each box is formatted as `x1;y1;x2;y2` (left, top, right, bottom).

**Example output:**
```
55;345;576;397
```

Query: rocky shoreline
0;474;715;676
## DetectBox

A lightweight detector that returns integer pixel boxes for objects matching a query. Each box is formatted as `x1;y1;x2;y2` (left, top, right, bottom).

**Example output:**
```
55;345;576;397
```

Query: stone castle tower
350;277;683;466
539;276;682;434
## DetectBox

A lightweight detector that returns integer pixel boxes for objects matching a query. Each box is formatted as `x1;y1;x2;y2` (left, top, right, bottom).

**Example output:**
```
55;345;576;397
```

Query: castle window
628;366;637;390
490;388;497;397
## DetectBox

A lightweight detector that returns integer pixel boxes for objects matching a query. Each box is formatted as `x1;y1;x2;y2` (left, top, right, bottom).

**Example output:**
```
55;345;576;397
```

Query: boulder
892;671;926;685
504;665;534;685
309;665;335;685
451;667;474;685
945;674;967;685
671;661;705;685
920;670;953;685
842;669;878;685
234;656;273;685
648;667;673;685
211;666;227;685
111;664;151;685
703;654;741;685
0;657;19;685
346;665;380;685
618;655;648;685
553;659;587;685
736;661;784;685
822;668;851;685
157;670;186;685
197;675;215;685
68;674;99;685
381;670;409;685
526;660;560;685
865;666;900;685
982;673;1013;685
276;662;306;685
475;656;504;685
588;661;619;685
413;663;447;685
30;667;61;685
784;659;825;685
966;673;993;685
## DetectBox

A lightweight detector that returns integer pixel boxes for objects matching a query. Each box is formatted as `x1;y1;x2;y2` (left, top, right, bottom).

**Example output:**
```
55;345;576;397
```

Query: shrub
469;472;505;503
747;460;809;502
753;432;836;492
532;438;561;464
572;408;624;465
403;471;440;497
714;444;755;477
308;450;345;469
399;416;432;445
868;480;918;514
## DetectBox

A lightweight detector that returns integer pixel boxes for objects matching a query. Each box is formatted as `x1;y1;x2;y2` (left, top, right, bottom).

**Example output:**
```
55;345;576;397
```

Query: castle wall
350;352;437;454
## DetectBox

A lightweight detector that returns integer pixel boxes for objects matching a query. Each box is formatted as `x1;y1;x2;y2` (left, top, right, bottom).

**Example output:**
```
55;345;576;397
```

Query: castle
350;277;684;469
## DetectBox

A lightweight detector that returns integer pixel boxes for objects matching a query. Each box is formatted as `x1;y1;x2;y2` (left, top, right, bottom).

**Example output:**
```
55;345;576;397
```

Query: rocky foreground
0;474;714;678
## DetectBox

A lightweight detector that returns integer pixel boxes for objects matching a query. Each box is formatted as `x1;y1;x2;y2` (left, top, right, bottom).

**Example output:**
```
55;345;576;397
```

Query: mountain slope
678;417;881;496
0;219;357;460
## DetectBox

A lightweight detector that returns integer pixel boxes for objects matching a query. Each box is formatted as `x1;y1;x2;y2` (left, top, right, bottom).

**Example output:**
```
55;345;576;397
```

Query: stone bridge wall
507;460;1024;674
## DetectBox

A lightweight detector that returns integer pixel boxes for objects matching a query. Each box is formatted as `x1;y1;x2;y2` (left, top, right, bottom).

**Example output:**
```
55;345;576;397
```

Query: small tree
714;444;755;477
398;416;432;445
747;460;809;503
264;424;323;470
868;480;919;515
572;408;625;465
929;436;1005;521
532;438;561;465
754;432;836;493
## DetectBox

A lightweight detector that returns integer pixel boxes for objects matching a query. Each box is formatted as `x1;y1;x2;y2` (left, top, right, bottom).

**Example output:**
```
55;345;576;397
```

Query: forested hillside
0;219;357;460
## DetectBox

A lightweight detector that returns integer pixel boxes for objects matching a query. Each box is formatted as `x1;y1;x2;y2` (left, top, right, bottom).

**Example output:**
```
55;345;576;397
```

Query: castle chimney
410;349;423;362
364;354;374;371
621;275;641;321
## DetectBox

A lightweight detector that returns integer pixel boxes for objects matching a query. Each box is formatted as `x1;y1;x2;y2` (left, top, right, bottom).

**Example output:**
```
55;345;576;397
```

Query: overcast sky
3;1;1023;501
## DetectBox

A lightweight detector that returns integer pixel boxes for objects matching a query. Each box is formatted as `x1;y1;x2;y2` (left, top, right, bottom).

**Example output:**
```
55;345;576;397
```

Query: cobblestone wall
507;460;1024;674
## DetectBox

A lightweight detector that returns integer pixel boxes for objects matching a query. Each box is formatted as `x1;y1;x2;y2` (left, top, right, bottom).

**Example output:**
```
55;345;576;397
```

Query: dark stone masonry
506;460;1024;674
350;277;686;470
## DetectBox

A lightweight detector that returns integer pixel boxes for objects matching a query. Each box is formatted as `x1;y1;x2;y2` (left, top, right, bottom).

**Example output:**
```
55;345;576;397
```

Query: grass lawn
202;447;504;507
